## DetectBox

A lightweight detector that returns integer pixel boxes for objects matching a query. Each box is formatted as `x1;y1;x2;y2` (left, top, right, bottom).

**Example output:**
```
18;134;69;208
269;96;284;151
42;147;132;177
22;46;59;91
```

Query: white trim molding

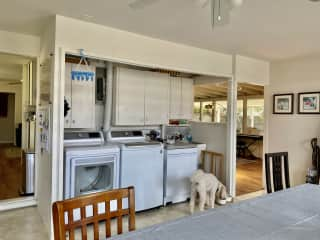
0;197;36;211
226;76;238;197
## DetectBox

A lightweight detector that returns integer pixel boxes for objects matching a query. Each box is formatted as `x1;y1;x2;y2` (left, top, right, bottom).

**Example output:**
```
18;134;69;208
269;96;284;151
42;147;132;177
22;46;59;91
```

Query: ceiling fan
129;0;244;29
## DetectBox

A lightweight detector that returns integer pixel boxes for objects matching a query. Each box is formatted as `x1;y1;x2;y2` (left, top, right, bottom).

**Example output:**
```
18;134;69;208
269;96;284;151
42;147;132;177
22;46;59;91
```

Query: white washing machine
64;131;120;220
108;130;164;211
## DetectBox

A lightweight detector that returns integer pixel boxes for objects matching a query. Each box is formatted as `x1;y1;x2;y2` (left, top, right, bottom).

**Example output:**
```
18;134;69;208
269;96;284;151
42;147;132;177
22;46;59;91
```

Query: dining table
110;184;320;240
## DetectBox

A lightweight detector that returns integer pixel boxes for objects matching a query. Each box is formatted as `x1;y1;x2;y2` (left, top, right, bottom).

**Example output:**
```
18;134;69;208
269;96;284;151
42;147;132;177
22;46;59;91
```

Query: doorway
236;83;264;196
0;93;20;200
0;53;37;203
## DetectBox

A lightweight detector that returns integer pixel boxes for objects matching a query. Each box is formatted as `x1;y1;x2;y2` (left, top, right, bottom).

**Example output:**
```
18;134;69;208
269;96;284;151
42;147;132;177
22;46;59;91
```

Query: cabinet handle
72;120;75;124
66;120;69;123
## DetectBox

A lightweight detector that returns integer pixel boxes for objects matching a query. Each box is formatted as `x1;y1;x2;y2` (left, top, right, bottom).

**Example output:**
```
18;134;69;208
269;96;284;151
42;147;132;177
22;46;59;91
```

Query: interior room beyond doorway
193;82;264;196
236;83;264;196
0;52;37;202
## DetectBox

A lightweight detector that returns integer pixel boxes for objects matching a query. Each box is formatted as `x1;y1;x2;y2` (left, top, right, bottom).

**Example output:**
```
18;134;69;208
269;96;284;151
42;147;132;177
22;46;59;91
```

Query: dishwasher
164;146;198;205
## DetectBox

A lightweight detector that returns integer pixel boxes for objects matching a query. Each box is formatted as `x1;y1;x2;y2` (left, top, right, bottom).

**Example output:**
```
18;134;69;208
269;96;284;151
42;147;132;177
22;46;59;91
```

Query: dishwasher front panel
164;148;198;204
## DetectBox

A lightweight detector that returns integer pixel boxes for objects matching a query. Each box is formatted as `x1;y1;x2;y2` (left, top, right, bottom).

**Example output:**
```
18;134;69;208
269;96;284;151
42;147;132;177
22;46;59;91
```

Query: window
214;101;227;123
202;101;213;122
193;102;201;121
192;100;228;124
237;100;244;133
247;99;264;131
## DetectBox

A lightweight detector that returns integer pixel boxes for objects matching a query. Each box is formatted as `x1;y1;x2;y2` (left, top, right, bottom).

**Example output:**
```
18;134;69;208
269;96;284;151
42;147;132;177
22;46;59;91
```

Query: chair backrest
52;187;135;240
265;152;290;194
200;150;224;179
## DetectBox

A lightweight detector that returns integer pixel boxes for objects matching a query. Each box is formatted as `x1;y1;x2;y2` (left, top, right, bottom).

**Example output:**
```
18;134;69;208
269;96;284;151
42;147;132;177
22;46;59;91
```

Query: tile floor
0;190;265;240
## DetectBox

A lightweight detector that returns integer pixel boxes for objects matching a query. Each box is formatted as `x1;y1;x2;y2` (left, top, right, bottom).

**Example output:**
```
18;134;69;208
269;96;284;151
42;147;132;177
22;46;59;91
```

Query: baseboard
0;141;14;144
0;197;37;211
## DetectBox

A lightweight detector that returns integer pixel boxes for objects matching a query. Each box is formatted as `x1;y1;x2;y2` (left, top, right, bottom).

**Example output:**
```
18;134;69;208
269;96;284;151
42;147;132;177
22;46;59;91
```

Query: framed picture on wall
298;92;320;114
273;93;294;114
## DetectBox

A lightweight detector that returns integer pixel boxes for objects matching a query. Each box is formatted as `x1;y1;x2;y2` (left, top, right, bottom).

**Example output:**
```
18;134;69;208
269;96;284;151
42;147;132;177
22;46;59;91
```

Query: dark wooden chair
52;187;135;240
265;152;290;194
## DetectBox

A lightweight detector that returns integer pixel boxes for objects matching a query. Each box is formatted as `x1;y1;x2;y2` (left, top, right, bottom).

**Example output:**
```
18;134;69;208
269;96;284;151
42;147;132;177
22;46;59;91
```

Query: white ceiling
1;0;320;60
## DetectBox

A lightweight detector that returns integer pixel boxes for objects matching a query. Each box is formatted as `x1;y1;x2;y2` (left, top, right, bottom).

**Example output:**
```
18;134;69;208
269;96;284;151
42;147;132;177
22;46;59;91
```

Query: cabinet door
145;72;169;125
169;77;182;119
181;78;194;120
64;63;72;128
70;64;95;128
114;68;145;125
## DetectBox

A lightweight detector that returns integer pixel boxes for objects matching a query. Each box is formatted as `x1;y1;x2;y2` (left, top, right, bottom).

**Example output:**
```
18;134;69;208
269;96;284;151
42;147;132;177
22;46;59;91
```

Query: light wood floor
0;143;22;200
236;158;263;196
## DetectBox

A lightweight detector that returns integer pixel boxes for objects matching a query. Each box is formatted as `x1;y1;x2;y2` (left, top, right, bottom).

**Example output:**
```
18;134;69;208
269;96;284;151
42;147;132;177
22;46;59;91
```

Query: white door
169;77;181;119
145;72;169;125
114;68;145;125
70;64;95;128
181;78;194;120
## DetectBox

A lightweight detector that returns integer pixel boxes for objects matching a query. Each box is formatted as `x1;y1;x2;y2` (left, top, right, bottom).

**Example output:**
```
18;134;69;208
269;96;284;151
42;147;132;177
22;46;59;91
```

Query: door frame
0;52;39;210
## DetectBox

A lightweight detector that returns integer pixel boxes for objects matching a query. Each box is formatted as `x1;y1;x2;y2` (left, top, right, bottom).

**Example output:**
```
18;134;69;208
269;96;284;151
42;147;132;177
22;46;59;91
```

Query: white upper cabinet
181;78;194;120
114;68;145;126
169;77;182;119
169;77;194;120
114;67;193;126
64;63;95;129
145;72;169;125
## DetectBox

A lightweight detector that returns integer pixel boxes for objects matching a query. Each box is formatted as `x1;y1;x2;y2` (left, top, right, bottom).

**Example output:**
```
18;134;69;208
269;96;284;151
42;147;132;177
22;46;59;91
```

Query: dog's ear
218;184;227;199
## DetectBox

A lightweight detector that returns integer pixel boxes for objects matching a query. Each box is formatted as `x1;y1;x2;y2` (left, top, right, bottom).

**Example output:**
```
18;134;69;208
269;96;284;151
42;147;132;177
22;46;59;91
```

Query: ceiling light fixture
217;0;222;21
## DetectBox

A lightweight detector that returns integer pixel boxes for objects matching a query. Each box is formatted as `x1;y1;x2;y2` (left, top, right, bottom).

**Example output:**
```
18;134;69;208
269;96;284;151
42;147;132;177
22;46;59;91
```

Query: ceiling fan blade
193;0;210;8
129;0;159;9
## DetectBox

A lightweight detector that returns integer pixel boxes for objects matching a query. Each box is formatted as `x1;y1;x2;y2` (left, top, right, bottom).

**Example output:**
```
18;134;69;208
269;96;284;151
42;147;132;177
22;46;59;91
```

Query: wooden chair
52;187;135;240
200;150;224;179
265;152;290;194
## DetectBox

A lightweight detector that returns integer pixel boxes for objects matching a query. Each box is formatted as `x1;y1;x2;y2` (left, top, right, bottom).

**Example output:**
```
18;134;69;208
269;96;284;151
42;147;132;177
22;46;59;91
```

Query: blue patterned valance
71;71;95;81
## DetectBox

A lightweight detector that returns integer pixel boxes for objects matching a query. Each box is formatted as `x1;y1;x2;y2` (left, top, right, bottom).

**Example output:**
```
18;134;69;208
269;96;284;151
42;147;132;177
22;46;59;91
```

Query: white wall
190;121;227;182
0;30;40;57
0;93;15;143
0;83;22;126
235;55;270;85
265;55;320;186
55;15;232;77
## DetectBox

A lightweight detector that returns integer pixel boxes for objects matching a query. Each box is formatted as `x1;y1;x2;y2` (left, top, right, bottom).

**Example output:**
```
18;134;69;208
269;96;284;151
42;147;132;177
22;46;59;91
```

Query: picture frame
298;92;320;114
273;93;294;114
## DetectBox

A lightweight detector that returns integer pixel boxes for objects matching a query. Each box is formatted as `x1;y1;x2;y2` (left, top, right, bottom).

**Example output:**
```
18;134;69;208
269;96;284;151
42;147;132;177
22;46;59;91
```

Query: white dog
190;169;230;214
